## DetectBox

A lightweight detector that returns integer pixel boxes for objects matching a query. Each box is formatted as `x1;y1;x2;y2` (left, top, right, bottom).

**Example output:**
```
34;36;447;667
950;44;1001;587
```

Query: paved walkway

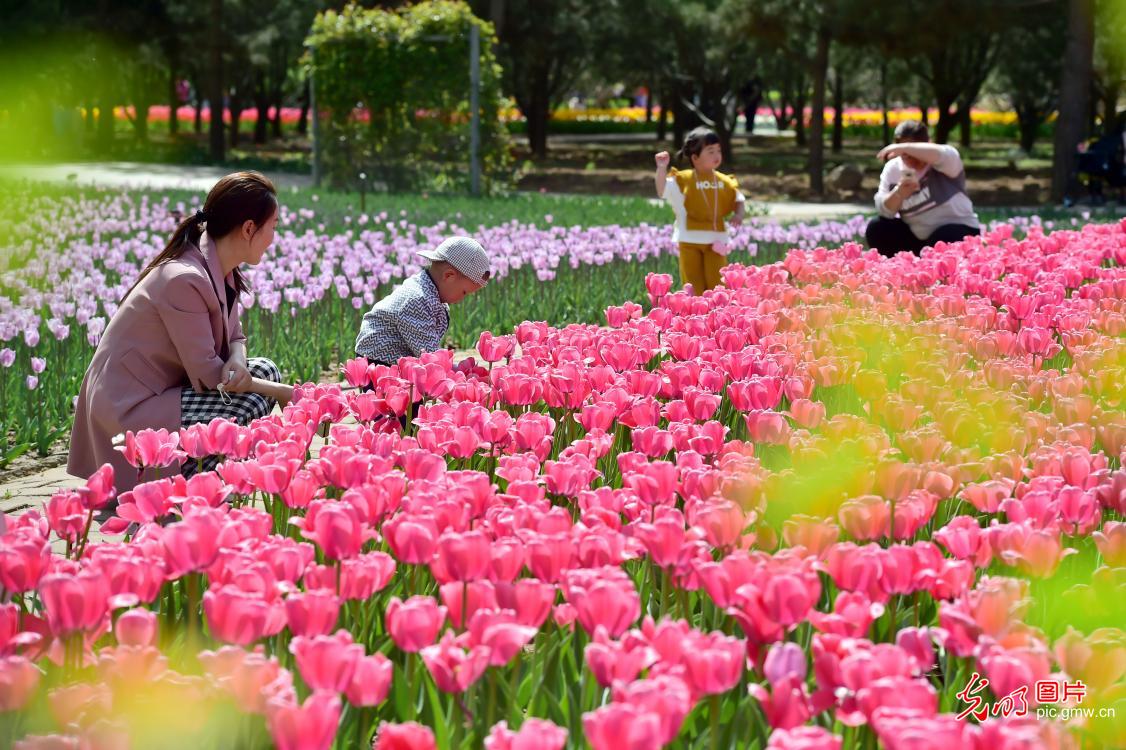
2;161;871;221
0;162;314;192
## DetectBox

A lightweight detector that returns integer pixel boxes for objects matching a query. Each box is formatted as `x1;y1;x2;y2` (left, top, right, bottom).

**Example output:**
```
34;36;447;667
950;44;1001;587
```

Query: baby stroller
1067;123;1126;206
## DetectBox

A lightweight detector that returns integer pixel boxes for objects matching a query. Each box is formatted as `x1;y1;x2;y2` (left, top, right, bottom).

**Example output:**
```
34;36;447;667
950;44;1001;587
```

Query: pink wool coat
68;232;245;493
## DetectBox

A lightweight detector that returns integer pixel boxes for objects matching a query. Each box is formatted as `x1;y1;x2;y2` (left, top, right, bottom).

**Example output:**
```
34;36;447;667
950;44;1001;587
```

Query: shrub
306;1;512;193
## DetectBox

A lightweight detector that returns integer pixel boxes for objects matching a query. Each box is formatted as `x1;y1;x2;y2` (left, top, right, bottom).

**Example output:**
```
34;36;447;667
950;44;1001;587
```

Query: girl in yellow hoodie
654;126;746;292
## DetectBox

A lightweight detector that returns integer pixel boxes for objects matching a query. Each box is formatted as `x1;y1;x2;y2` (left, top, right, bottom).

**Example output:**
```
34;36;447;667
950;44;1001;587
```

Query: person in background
866;120;980;257
654;126;746;292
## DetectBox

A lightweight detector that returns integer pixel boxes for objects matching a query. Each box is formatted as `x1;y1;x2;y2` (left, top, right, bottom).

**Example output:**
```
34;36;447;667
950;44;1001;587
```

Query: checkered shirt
354;270;450;364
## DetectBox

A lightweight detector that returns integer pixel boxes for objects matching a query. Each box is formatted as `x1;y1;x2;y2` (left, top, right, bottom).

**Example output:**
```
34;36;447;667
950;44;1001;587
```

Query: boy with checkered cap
355;236;491;367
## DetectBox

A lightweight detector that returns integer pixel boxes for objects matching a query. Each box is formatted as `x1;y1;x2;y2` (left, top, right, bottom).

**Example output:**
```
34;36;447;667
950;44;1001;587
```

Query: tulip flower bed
0;182;1079;467
2;220;1125;749
0;183;872;464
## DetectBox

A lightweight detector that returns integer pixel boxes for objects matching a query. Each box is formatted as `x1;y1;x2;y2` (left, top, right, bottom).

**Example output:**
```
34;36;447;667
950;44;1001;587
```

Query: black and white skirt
181;356;282;477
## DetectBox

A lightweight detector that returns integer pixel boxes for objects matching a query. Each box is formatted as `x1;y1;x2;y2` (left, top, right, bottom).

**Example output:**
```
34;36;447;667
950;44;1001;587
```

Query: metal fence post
309;43;321;188
469;24;481;196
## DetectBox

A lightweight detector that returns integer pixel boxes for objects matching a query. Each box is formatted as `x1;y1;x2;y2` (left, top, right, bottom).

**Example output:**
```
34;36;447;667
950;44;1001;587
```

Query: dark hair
894;120;929;143
677;126;722;162
125;171;278;301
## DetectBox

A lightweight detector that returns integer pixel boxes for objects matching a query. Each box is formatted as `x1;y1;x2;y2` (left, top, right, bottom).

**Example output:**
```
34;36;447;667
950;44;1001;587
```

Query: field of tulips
0;217;1124;748
0;182;1086;467
0;181;870;464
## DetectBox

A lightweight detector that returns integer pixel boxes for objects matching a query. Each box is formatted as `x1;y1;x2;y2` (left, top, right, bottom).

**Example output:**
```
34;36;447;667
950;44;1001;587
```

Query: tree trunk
297;78;310;136
831;66;844;153
743;91;761;140
208;0;225;161
168;49;179;137
193;78;203;134
522;81;550;158
933;99;958;144
230;90;244;148
97;95;115;154
270;43;286;140
656;89;669;141
919;101;929;126
1017;106;1042;154
1051;0;1095;202
254;71;270;144
793;75;808;147
1103;81;1121;136
133;103;150;143
271;100;283;140
808;27;830;193
672;84;687;150
880;61;891;144
84;100;96;135
959;105;972;148
645;85;653;123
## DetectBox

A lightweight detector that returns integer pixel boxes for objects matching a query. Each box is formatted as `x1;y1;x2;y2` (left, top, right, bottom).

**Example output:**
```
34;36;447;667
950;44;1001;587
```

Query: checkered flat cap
417;236;491;286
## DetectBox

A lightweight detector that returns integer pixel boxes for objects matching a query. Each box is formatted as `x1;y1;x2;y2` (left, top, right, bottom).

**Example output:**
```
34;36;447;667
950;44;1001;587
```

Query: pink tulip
344;653;393;706
764;641;807;687
464;609;538;667
808;590;883;639
265;691;341;750
114;608;157;647
1093;521;1126;567
980;646;1051;701
612;674;694;744
341;357;372;388
285;590;341;637
76;464;115;511
569;579;640;639
290;630;364;693
1052;627;1126;693
585;627;655;687
494;578;556;628
854;675;937;721
39;570;108;637
485;719;567;750
582;702;664;750
766;727;842;750
680;631;745;696
0;535;51;594
385;596;445;653
296;500;369;561
745;410;791;444
114;428;186;470
420;631;490;693
934;516;992;568
203;584;282;646
645;272;673;303
477;331;516;362
434;530;491;582
161;511;222;576
382;514;439;565
199;646;291;714
374;722;436;750
782;515;839;557
526;533;574;583
439;580;499;629
0;655;41;711
748;675;814;730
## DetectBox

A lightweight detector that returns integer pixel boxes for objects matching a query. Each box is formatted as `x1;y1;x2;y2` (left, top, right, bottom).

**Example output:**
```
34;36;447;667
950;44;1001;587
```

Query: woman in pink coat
68;171;294;497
